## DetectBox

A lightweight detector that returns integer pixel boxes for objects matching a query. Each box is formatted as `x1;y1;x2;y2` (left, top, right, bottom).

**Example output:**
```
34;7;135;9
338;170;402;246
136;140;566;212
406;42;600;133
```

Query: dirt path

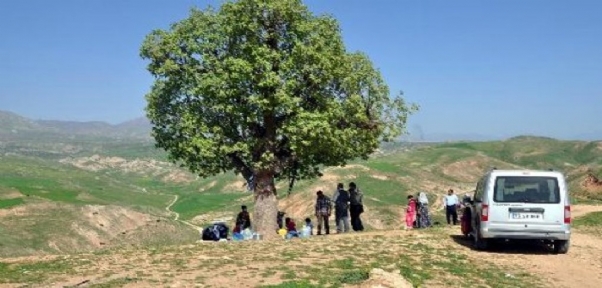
571;204;602;218
450;205;602;288
165;194;180;221
164;194;203;232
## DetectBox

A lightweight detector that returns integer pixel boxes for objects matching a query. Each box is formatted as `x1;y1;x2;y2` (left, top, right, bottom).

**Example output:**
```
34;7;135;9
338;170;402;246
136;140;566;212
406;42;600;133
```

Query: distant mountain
114;117;153;138
400;132;502;142
0;110;41;132
36;120;114;135
116;117;151;129
0;110;151;140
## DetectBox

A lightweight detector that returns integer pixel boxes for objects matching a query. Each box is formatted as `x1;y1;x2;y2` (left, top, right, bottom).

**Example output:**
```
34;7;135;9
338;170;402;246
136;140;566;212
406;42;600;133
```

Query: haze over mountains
1;109;601;142
0;110;152;140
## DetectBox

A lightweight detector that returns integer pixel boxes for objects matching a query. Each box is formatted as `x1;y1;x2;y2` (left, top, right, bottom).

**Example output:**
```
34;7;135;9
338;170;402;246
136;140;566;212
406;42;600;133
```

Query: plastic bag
278;228;287;239
242;228;253;240
300;225;311;238
232;232;244;241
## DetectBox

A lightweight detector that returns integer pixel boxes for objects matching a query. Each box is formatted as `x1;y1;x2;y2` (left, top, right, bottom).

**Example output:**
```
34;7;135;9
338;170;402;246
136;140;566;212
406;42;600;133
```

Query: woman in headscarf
417;192;432;228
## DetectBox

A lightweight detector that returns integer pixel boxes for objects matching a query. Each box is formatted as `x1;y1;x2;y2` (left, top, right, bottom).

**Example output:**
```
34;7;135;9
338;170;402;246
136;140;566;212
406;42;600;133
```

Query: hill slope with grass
1;112;602;259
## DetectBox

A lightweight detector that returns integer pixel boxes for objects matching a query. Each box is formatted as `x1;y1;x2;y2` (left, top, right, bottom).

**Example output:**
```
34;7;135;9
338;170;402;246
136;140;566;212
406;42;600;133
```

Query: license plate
510;213;542;220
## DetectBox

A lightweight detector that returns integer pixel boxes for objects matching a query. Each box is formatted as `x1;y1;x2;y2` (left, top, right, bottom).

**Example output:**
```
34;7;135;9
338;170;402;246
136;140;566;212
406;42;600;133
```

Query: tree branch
227;153;254;181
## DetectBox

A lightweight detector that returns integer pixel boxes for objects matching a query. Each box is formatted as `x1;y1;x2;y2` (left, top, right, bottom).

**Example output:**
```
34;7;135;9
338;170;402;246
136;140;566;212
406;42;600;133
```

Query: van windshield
493;176;560;203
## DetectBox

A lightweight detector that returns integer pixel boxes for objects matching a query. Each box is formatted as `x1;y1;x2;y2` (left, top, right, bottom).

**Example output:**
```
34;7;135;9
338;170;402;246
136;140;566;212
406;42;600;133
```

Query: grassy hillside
0;155;203;257
435;136;602;200
1;132;601;258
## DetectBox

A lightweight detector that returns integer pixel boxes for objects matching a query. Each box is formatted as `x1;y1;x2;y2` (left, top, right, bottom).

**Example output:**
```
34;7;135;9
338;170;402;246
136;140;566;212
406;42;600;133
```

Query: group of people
405;188;469;229
230;185;465;240
404;192;433;229
233;182;366;239
314;182;365;235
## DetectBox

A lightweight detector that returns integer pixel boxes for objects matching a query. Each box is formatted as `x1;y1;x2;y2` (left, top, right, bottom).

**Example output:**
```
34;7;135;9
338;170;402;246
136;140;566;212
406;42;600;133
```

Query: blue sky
0;0;600;140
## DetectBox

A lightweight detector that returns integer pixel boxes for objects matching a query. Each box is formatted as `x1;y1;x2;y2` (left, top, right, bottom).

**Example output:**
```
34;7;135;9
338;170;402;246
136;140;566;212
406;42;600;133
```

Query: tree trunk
253;170;279;240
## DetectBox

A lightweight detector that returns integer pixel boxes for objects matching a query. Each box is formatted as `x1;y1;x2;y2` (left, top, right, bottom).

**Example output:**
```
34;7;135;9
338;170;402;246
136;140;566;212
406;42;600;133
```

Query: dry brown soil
449;204;602;288
1;205;601;288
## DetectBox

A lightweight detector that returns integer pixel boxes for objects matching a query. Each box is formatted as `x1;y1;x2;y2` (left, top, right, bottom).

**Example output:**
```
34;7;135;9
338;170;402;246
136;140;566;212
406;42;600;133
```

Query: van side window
495;177;505;202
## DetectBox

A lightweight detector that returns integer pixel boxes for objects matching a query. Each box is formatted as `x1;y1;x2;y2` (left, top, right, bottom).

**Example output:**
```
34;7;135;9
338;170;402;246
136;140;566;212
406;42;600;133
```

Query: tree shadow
449;234;556;255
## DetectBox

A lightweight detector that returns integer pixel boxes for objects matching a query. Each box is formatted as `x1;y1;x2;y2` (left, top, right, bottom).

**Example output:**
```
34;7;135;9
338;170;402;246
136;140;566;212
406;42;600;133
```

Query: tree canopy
141;0;417;236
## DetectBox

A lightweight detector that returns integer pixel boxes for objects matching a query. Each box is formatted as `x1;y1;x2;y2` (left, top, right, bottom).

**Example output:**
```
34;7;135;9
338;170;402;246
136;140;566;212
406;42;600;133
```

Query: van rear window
493;176;561;203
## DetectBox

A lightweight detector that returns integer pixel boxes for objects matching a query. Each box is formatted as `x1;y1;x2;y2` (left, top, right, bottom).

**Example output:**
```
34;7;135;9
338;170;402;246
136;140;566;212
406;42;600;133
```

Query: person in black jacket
349;182;364;231
236;205;252;230
333;183;351;233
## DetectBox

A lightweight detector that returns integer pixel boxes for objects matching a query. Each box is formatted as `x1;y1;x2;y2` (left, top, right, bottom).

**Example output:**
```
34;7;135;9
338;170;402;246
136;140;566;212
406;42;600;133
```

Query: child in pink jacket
405;195;417;230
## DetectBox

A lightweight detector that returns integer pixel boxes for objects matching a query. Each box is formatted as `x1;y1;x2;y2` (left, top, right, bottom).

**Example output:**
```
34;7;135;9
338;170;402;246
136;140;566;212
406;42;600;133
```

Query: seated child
232;224;244;240
233;223;242;234
300;217;313;237
285;217;299;239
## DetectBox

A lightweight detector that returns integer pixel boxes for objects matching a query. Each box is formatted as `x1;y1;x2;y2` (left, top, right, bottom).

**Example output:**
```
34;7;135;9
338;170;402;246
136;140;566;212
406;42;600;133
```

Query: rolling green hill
1;112;601;257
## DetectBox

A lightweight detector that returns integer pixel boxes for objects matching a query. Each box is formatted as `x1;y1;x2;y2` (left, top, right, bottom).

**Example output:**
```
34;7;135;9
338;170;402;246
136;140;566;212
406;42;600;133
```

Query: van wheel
473;230;489;251
553;240;570;254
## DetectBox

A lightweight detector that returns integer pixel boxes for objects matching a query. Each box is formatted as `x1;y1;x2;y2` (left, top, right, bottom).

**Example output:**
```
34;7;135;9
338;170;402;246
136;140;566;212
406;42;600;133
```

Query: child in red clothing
285;217;297;231
285;217;299;238
405;195;417;230
233;224;241;234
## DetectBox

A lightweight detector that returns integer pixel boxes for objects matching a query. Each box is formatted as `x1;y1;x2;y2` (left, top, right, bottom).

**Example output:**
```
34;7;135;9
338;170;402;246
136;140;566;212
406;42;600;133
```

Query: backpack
277;211;286;229
201;223;229;241
336;190;350;210
350;189;363;206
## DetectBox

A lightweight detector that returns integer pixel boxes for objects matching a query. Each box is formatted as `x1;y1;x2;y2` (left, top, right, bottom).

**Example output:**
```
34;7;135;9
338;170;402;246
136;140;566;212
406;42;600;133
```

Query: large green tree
141;0;417;237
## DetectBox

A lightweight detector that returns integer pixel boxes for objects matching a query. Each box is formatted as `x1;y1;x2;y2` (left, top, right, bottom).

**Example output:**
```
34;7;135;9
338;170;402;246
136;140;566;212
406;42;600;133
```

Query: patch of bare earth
161;170;194;183
222;180;247;192
582;173;602;194
351;268;412;288
277;167;367;223
278;190;316;220
0;188;23;199
572;205;602;218
75;192;100;202
0;202;191;256
79;205;153;247
370;174;388;180
441;157;491;183
190;213;234;226
453;205;602;288
0;201;55;218
59;155;195;183
198;180;217;192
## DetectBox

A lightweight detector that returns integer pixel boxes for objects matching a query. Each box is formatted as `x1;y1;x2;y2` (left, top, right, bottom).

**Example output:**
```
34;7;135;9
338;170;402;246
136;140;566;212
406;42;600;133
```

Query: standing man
444;189;460;225
349;182;364;231
314;191;332;235
332;183;342;227
334;183;351;233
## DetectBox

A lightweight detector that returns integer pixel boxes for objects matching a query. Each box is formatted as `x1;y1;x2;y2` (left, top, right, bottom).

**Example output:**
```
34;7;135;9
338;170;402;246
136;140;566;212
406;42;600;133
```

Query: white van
466;169;571;254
